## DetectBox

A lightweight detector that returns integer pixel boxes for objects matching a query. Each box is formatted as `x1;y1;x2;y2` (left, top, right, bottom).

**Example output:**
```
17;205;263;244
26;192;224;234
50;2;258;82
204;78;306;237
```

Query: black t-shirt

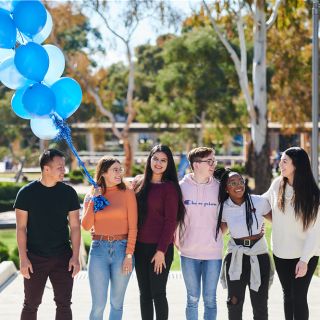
14;180;80;257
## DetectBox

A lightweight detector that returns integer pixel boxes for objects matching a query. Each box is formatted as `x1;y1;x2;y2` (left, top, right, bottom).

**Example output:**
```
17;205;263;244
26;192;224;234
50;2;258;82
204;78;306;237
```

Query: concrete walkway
1;271;320;319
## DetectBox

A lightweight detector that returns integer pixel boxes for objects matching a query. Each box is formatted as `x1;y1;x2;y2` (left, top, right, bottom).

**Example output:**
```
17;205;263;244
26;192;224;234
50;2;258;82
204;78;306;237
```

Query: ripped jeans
225;253;270;320
181;256;222;320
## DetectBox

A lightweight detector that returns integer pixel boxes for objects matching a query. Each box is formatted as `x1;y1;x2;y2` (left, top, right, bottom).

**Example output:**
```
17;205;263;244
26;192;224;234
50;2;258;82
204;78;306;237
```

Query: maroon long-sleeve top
137;181;179;253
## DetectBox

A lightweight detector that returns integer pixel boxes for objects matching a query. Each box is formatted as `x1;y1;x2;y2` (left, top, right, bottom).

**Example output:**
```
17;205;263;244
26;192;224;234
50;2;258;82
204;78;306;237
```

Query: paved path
1;271;320;319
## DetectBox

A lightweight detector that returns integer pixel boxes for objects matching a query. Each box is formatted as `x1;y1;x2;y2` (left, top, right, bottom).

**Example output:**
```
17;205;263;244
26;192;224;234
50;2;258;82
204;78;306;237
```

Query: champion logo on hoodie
184;199;217;207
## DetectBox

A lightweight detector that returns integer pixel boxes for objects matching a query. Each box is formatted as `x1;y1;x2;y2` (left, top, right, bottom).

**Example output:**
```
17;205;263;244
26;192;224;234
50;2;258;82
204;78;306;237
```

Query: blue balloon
13;0;47;37
32;10;52;44
11;86;33;119
51;77;82;119
22;83;55;117
0;8;16;49
30;117;59;140
15;42;49;81
0;56;32;89
43;45;65;85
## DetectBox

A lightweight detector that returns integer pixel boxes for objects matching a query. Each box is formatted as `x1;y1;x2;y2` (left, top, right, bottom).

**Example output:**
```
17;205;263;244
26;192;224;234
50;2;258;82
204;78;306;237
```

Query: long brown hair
134;145;186;230
95;156;126;194
278;147;320;230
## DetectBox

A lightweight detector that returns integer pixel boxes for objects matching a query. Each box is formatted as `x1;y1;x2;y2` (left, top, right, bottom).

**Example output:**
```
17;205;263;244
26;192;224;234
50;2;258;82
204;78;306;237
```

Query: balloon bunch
0;0;109;212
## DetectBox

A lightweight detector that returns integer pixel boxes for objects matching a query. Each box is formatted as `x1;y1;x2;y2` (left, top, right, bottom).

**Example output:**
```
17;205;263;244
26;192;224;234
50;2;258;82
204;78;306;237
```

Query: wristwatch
126;254;132;259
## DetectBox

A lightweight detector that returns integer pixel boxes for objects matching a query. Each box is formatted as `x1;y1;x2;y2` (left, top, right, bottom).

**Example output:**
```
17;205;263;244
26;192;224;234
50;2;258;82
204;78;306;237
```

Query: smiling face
102;161;124;187
279;153;295;182
226;173;245;204
44;156;65;183
193;152;217;180
150;152;168;177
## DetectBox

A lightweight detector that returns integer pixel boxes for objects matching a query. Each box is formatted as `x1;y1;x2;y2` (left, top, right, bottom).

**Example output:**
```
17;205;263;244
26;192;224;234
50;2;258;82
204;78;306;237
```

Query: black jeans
21;250;73;320
134;242;174;320
225;253;270;320
273;255;318;320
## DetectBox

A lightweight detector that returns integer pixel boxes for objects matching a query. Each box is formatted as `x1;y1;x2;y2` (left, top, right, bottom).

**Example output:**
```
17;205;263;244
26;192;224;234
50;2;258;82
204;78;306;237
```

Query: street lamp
312;0;319;183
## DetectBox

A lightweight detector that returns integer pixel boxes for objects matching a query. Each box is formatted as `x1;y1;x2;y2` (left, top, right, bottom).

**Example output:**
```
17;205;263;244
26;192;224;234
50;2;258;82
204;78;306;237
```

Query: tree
267;3;313;132
203;0;284;193
137;28;243;149
64;0;181;175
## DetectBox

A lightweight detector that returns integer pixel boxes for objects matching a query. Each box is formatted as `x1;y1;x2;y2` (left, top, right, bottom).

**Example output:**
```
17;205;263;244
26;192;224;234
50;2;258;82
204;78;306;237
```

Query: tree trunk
122;136;132;176
249;1;271;192
246;141;272;194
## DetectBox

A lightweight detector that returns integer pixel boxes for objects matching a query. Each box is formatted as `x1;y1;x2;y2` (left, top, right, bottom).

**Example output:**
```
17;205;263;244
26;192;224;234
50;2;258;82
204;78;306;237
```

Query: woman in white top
215;169;272;320
263;147;320;320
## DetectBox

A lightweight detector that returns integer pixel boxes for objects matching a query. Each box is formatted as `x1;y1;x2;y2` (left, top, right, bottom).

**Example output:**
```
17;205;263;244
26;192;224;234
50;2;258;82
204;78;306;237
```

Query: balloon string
50;113;97;187
16;30;26;45
50;113;110;212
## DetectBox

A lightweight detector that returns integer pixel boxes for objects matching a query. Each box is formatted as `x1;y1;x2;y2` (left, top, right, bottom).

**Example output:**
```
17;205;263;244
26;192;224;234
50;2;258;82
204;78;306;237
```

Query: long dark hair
94;156;126;194
215;168;258;240
278;147;320;230
134;144;186;229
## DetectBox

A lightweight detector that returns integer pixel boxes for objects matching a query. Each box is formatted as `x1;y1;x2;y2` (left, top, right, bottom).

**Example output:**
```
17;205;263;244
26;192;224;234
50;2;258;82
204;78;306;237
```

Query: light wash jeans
181;256;222;320
88;239;134;320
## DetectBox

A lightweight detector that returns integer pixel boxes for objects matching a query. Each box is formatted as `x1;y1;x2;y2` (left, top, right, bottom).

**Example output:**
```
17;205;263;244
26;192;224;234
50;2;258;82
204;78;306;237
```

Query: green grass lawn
0;229;17;255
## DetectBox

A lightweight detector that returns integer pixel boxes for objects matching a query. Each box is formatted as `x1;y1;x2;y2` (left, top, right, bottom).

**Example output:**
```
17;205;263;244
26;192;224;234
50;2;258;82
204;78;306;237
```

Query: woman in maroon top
134;144;185;320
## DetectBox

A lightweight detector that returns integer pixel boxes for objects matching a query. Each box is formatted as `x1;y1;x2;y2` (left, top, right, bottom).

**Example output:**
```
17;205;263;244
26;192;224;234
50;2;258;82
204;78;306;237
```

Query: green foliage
0;182;25;212
136;26;243;148
0;241;9;262
0;182;25;201
10;247;19;269
0;200;15;212
68;169;85;184
131;163;145;177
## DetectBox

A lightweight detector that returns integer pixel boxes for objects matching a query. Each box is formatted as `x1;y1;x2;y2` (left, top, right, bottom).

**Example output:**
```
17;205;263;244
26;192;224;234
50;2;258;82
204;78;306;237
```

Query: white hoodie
177;173;223;260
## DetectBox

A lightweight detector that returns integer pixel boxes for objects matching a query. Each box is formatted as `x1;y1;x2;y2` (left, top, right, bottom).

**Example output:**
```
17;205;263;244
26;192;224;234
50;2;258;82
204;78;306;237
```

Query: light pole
312;0;319;183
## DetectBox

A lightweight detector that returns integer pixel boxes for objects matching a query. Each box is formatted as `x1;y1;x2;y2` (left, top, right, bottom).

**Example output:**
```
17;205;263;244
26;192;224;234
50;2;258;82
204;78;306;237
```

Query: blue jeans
88;239;134;320
181;256;222;320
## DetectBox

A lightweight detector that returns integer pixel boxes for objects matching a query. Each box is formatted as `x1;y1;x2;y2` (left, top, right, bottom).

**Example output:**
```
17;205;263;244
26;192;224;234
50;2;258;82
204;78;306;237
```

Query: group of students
14;145;320;320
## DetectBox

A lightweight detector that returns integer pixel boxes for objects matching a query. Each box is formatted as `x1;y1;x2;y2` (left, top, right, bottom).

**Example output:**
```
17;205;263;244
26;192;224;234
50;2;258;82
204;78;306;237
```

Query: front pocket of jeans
90;240;101;249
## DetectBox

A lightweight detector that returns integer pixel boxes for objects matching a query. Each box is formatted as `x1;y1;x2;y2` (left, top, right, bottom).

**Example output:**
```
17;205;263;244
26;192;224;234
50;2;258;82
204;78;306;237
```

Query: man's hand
151;250;166;275
20;257;33;279
68;255;80;278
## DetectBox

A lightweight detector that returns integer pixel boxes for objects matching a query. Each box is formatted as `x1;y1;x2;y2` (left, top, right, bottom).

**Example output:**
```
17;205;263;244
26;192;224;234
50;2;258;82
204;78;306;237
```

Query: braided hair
214;168;258;240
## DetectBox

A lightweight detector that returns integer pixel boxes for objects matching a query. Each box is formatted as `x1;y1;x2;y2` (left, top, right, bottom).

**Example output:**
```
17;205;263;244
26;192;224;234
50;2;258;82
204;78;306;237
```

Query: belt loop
100;235;103;241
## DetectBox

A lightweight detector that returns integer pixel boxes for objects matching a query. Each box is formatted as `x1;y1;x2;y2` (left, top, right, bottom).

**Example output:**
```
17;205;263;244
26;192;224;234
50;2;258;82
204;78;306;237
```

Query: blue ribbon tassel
51;113;110;212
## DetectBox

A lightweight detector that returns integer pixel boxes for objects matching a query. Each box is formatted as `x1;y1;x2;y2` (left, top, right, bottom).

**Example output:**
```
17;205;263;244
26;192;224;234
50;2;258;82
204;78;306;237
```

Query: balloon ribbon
50;113;110;213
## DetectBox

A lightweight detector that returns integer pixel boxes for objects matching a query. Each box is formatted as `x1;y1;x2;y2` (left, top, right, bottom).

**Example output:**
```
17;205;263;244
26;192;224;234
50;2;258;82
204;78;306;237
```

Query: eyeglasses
227;180;245;187
195;159;218;166
151;156;168;165
112;167;125;175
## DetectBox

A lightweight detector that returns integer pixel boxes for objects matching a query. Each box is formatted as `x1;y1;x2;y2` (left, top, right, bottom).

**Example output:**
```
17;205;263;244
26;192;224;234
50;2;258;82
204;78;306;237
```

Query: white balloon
43;44;65;85
0;56;32;89
30;117;59;140
0;48;14;63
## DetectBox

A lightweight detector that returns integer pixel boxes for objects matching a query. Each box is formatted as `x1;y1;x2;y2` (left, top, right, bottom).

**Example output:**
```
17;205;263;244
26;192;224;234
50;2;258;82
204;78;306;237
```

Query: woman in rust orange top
82;156;138;320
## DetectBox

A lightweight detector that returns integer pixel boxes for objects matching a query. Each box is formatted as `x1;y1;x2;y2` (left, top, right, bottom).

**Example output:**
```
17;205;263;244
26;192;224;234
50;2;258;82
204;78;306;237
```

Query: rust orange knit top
81;186;138;255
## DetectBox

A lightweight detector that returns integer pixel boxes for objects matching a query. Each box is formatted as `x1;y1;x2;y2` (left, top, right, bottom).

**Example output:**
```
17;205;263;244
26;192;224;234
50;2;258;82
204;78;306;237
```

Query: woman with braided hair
215;169;272;320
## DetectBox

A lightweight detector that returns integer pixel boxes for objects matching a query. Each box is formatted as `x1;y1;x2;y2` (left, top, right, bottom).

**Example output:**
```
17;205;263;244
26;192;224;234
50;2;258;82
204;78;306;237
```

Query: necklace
284;188;294;200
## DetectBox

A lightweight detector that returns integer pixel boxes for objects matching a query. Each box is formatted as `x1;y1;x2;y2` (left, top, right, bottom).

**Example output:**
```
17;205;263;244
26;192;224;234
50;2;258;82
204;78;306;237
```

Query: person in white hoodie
176;147;223;320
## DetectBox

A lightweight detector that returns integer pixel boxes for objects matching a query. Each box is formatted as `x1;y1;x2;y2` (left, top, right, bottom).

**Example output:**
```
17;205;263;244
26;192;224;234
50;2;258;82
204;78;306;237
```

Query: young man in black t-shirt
14;149;81;320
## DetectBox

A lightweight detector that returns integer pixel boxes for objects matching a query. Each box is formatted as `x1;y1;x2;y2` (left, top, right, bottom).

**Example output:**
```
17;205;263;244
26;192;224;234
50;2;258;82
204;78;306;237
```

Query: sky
80;0;202;67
